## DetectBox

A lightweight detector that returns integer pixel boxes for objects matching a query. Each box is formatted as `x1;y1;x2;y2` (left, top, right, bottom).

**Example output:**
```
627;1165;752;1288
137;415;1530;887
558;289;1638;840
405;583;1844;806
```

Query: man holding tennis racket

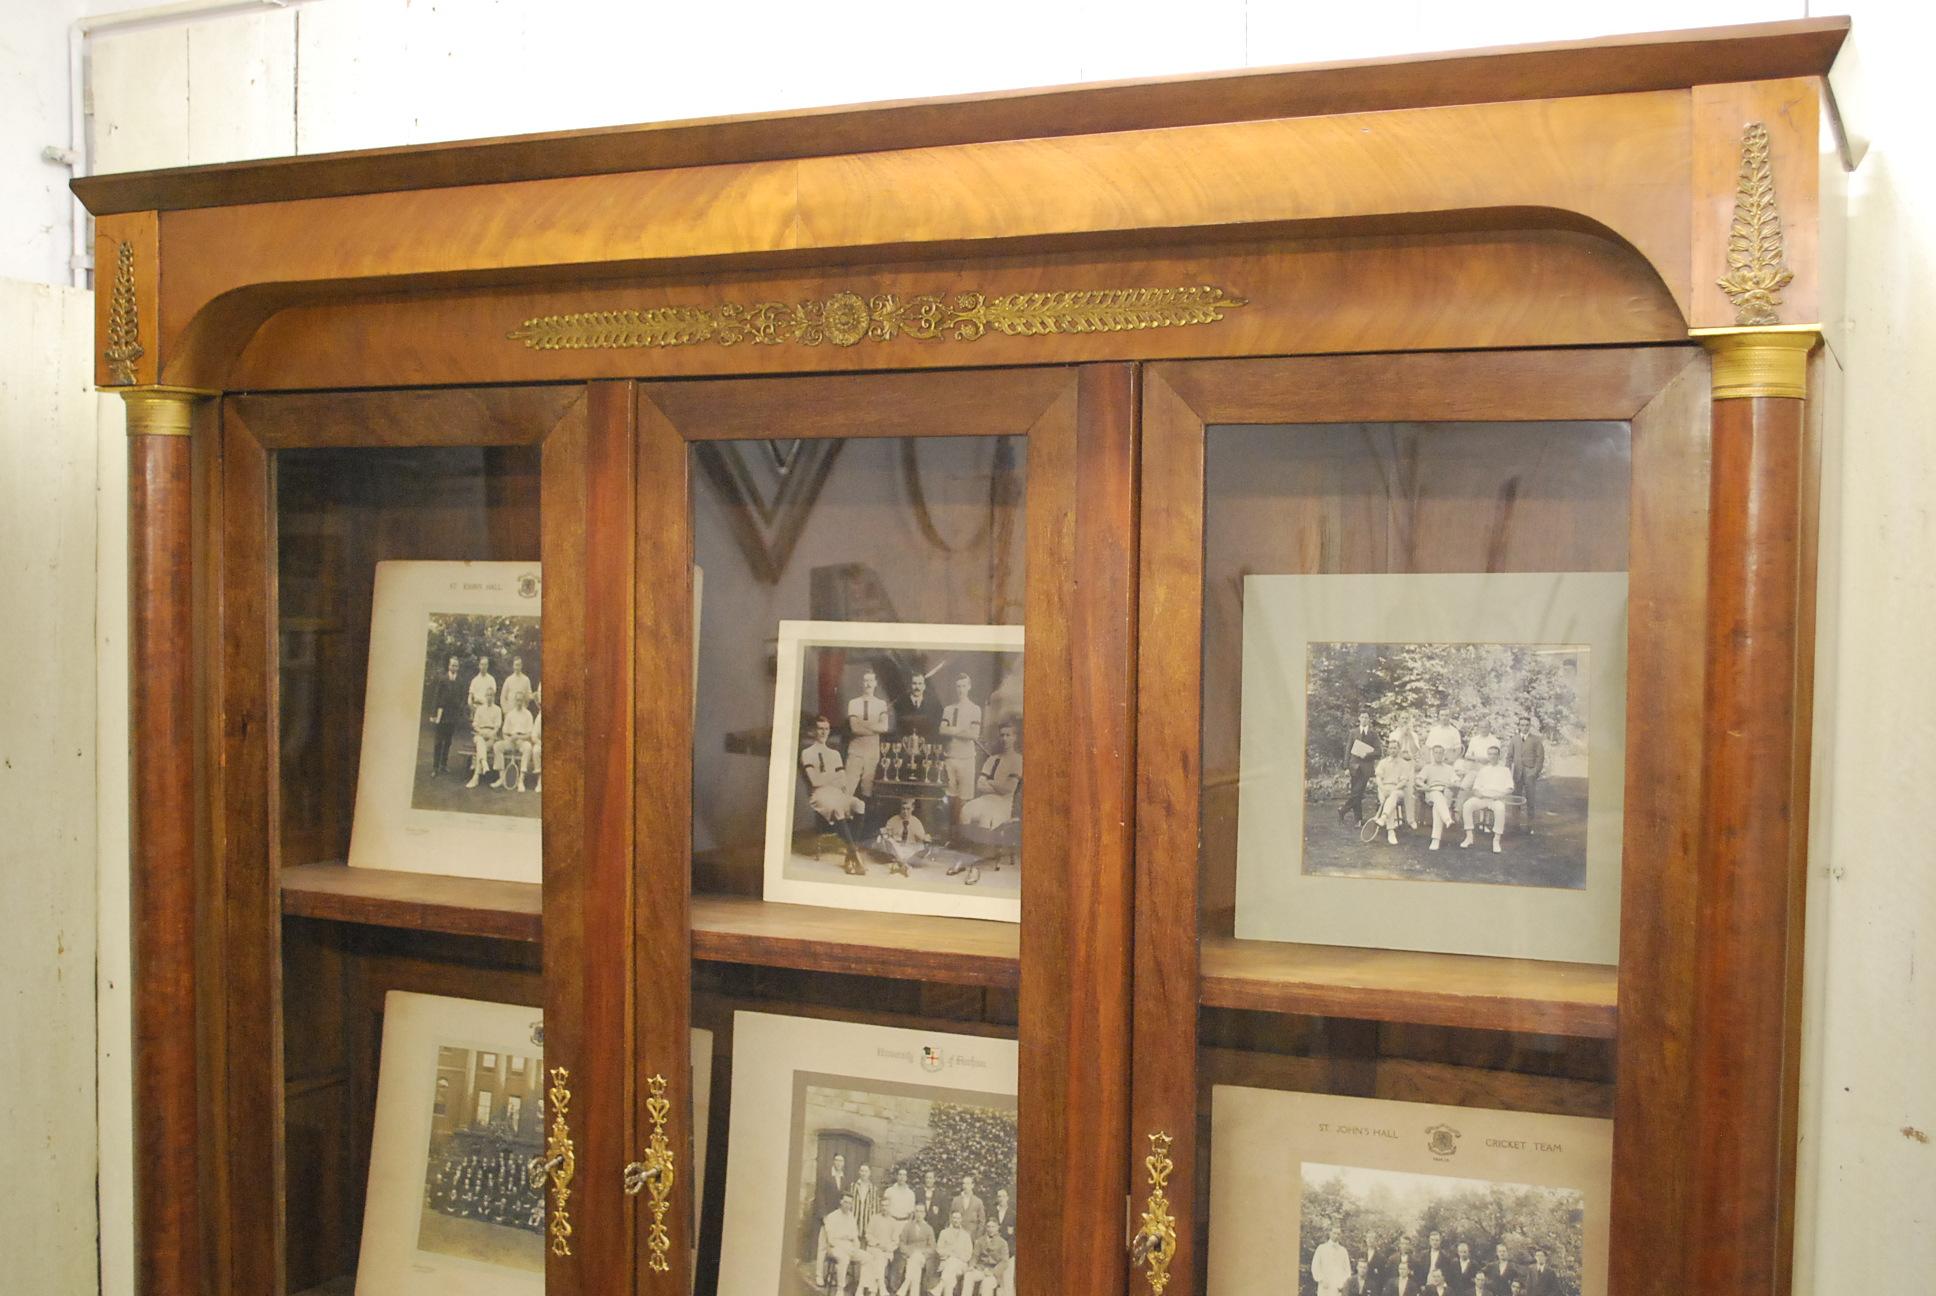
1461;744;1518;853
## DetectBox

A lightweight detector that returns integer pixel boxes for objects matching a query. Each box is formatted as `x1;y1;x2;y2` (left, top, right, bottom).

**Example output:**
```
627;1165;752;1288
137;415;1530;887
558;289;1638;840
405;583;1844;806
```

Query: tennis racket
1359;815;1385;843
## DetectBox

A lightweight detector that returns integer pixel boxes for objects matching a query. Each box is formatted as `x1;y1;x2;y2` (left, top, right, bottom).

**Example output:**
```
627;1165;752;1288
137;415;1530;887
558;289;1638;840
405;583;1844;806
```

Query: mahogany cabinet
79;17;1849;1296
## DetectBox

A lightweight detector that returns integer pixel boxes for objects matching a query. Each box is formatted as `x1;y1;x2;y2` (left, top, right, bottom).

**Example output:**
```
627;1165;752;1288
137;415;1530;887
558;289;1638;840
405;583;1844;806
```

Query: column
122;387;212;1296
1685;327;1818;1296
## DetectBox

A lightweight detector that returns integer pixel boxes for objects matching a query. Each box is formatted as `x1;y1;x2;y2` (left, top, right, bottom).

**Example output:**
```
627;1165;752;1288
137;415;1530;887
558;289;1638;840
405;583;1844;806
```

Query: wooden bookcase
79;18;1849;1296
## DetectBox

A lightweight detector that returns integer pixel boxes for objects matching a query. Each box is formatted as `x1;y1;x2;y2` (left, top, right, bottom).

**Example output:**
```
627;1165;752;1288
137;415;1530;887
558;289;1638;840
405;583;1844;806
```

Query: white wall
0;280;103;1294
3;2;1931;1294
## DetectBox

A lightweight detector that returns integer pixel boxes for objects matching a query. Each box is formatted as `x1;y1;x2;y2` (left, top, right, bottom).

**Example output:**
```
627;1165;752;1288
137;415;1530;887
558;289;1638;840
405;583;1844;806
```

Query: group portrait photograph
765;621;1025;919
1302;640;1591;891
1296;1163;1587;1296
781;1081;1018;1296
411;611;543;819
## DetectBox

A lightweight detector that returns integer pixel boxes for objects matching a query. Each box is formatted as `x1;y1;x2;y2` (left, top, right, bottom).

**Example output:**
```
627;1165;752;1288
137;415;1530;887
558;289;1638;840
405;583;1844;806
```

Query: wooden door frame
1130;346;1719;1296
632;363;1136;1296
206;383;633;1295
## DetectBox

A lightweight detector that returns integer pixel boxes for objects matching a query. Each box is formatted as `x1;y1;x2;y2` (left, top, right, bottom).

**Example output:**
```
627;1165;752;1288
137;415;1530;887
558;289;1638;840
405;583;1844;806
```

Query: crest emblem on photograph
921;1045;945;1073
517;571;541;599
1425;1123;1462;1160
529;1020;545;1047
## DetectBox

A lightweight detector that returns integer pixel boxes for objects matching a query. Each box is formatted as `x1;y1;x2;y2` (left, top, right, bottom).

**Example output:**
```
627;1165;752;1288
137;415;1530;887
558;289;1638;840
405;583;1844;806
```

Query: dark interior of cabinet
275;444;541;869
282;919;542;1293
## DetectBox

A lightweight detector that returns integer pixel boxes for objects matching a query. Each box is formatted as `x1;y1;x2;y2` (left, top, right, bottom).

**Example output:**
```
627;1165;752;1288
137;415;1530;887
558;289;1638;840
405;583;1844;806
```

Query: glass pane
1195;422;1628;1296
274;442;547;1295
688;433;1026;1296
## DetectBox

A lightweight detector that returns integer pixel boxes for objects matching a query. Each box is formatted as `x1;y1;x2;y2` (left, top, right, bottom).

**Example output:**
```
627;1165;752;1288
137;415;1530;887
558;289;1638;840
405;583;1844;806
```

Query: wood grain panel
74;18;1846;215
1156;347;1691;424
646;366;1072;442
691;896;1018;987
541;381;635;1296
1200;939;1617;1038
215;402;285;1295
633;389;698;1292
1017;366;1137;1296
1609;352;1712;1296
1133;367;1209;1296
129;427;205;1296
153;88;1701;382
281;861;543;942
229;385;580;449
1690;80;1824;331
228;231;1686;392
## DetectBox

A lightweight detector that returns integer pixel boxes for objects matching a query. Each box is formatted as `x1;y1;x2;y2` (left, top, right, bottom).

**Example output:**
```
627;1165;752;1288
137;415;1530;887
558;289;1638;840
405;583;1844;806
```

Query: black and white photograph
781;1077;1018;1296
414;1043;548;1273
1232;572;1628;965
357;993;551;1296
411;612;543;819
718;1013;1020;1296
1207;1086;1612;1296
1303;641;1589;890
764;621;1025;923
1295;1163;1586;1296
349;561;544;883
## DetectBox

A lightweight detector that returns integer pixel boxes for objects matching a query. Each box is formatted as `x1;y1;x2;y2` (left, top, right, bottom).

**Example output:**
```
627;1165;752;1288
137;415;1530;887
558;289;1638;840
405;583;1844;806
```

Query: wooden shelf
692;894;1019;989
277;865;1019;987
1200;936;1618;1039
280;862;540;943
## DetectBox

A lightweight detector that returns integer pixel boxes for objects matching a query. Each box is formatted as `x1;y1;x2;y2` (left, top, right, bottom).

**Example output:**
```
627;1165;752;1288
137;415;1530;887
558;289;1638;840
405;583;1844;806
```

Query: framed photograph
356;992;713;1296
1208;1086;1612;1296
349;561;544;883
763;620;1026;923
1233;573;1628;964
717;1011;1019;1296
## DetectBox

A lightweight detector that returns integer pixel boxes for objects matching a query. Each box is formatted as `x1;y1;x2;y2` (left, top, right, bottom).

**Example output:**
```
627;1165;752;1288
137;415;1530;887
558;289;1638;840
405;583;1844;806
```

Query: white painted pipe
62;0;312;288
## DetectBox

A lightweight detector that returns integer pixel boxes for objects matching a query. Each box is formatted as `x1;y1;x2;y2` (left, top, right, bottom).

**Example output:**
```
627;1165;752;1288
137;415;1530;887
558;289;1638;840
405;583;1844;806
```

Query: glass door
631;366;1137;1296
1130;349;1712;1296
220;384;635;1296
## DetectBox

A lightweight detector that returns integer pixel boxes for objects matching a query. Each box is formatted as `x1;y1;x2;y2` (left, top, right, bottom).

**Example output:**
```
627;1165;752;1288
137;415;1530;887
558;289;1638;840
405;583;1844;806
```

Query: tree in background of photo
1307;642;1585;783
895;1102;1019;1200
421;613;542;702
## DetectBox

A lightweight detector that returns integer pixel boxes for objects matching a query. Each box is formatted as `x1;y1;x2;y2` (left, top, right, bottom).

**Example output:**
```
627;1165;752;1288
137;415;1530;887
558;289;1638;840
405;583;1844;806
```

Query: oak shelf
280;861;541;942
691;893;1020;989
1199;935;1619;1039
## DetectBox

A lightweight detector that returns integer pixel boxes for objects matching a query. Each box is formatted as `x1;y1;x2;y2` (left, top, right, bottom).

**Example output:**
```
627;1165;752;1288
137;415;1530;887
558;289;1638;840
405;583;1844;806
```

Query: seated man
1372;741;1416;844
895;1211;936;1296
856;1239;893;1296
1461;743;1518;853
801;715;867;874
494;698;537;791
931;1210;974;1296
966;1220;1009;1296
822;1194;863;1292
465;697;504;789
1414;744;1459;851
876;799;932;877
